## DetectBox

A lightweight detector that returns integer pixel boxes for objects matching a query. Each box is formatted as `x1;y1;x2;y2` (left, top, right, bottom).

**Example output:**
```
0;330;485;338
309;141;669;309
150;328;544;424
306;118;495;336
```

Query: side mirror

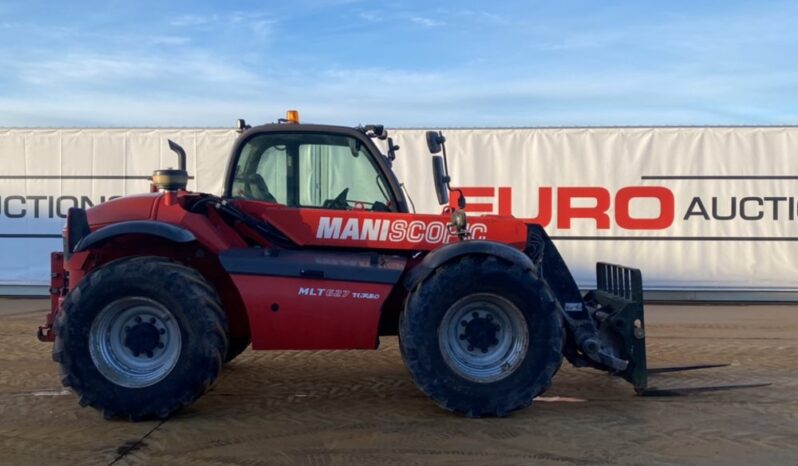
431;155;450;205
386;137;399;164
426;130;444;154
236;118;251;133
364;124;387;140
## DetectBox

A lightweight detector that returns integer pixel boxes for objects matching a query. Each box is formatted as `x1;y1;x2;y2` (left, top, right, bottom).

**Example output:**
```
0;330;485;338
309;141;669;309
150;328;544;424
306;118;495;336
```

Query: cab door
228;131;399;214
223;130;408;350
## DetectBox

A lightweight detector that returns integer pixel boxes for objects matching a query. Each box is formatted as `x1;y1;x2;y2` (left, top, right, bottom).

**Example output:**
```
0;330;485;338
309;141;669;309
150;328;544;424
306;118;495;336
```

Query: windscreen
231;133;394;211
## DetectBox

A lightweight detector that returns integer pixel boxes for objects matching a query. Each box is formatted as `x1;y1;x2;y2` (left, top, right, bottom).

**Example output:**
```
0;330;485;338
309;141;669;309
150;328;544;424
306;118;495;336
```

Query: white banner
2;127;798;292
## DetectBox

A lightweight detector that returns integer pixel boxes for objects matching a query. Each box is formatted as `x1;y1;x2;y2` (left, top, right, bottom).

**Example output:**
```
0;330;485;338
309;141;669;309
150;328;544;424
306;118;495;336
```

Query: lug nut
461;320;468;327
135;316;142;323
459;334;466;340
149;318;156;324
157;342;164;348
471;311;479;318
481;348;488;354
133;351;140;357
146;351;154;358
486;314;493;321
467;345;474;351
159;328;166;335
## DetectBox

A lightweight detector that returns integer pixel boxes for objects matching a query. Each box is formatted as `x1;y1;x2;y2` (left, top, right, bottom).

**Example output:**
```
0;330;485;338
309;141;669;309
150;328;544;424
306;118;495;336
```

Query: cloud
359;12;383;22
168;11;275;41
7;50;266;92
147;35;192;46
534;30;626;51
458;10;507;24
322;67;439;86
249;19;275;40
2;52;797;128
2;2;798;127
15;54;160;85
409;16;444;28
170;15;212;27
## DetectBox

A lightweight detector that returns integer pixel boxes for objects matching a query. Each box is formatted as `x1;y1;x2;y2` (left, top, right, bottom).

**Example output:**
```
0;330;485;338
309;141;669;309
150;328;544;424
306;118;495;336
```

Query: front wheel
53;256;228;420
400;255;563;417
224;335;251;363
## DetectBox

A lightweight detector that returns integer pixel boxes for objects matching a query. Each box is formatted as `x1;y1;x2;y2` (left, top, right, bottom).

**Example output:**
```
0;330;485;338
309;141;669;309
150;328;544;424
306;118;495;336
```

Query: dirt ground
0;299;796;466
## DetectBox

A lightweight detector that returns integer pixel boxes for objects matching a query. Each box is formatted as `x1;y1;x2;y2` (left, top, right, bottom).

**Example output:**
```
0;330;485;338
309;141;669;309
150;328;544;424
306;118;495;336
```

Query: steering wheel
322;188;350;210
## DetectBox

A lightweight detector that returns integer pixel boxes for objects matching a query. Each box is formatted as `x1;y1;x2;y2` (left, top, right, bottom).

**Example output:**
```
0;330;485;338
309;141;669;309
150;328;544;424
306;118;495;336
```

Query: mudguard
403;240;537;290
74;220;196;252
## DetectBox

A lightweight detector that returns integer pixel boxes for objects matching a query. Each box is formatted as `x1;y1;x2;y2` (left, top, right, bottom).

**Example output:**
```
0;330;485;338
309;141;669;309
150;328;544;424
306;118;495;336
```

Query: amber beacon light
285;110;300;123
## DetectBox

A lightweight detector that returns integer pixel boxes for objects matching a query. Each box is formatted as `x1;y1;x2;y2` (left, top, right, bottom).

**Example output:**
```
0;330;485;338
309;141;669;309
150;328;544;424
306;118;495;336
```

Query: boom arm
526;224;646;385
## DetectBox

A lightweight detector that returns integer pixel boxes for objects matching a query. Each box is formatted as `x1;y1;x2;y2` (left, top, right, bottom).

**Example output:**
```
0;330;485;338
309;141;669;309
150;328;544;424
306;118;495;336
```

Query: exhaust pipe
152;139;189;191
168;140;187;171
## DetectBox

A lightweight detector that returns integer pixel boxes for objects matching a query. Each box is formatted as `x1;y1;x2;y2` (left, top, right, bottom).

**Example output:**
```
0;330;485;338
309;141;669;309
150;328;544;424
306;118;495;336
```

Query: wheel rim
89;297;182;388
438;293;529;383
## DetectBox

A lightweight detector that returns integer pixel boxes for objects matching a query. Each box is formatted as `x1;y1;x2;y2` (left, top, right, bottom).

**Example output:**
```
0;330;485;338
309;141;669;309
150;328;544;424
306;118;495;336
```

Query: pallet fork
587;263;768;396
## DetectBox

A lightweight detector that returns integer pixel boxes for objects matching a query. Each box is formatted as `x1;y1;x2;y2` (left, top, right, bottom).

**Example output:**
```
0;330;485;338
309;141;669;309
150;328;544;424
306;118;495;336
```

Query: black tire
52;256;228;421
224;336;251;363
399;255;563;417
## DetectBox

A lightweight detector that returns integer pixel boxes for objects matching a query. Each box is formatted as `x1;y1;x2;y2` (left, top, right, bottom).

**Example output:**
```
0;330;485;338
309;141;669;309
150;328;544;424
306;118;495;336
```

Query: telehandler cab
39;111;729;420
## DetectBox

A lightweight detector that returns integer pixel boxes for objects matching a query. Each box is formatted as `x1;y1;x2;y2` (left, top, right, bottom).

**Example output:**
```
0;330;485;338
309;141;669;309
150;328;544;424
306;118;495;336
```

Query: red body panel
232;275;391;350
235;201;528;251
72;192;247;266
55;193;254;343
87;193;160;226
50;190;532;351
153;194;248;253
37;252;66;341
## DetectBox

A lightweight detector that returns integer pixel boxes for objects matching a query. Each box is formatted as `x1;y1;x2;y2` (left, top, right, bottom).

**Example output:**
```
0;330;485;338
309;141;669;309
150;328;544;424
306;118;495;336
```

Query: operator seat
244;173;278;203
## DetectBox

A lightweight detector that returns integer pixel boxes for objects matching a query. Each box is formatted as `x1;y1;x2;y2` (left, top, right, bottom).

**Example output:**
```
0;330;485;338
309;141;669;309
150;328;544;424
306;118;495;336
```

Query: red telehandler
38;112;736;420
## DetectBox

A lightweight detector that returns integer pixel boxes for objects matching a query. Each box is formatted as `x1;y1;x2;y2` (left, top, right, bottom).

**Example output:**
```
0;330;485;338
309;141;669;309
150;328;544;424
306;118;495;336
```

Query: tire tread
400;254;564;418
53;256;228;421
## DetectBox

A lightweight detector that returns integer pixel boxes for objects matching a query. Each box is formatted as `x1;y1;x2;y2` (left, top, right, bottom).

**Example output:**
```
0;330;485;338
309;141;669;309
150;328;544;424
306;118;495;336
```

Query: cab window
231;133;394;211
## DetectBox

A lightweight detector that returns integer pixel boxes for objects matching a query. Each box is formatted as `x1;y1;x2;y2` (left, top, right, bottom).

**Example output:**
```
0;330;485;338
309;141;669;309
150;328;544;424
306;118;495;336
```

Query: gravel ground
0;299;796;466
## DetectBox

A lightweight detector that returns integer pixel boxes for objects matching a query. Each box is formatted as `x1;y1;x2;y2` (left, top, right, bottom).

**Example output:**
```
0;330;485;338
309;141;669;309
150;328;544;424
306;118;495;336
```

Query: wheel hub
460;312;500;353
439;293;529;383
124;321;163;357
89;297;182;388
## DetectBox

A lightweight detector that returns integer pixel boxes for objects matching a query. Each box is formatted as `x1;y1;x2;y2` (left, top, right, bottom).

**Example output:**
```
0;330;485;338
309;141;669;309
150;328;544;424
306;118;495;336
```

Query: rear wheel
89;296;183;388
53;256;228;420
400;255;563;417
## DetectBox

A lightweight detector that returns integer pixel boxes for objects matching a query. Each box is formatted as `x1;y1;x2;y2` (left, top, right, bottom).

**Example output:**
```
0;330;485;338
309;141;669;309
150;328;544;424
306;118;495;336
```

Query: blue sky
0;0;796;127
